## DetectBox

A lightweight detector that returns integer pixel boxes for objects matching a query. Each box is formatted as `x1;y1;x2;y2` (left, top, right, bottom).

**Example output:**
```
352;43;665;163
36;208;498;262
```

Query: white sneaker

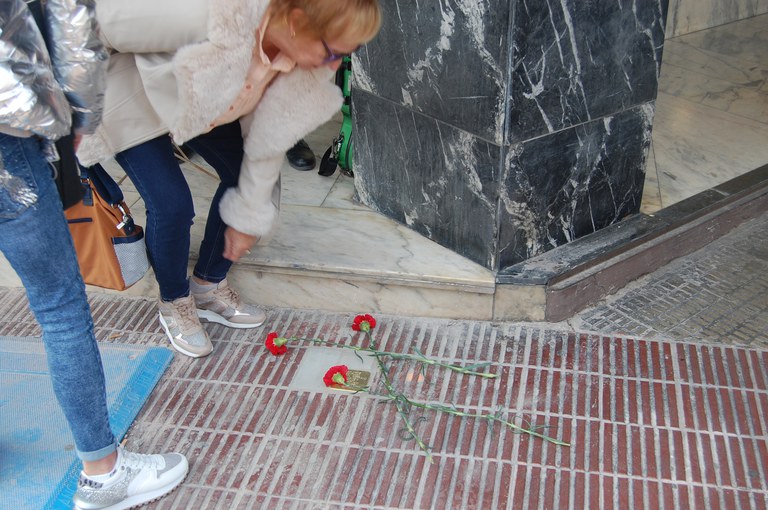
158;295;213;358
72;447;188;510
193;279;266;329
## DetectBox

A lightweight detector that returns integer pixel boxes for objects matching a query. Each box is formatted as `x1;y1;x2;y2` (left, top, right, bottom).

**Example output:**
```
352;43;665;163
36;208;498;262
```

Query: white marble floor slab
233;204;493;287
650;93;768;206
646;13;768;211
665;0;768;38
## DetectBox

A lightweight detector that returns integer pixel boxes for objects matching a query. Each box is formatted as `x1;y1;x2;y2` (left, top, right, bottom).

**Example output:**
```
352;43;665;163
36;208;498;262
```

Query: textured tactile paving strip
2;289;766;509
573;214;768;349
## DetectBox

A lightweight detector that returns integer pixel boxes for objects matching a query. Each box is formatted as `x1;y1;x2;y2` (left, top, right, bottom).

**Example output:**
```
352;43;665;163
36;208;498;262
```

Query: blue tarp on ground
0;337;173;510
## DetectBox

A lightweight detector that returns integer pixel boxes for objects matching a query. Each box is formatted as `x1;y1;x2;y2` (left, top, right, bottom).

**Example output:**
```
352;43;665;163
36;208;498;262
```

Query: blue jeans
112;122;244;301
0;133;116;462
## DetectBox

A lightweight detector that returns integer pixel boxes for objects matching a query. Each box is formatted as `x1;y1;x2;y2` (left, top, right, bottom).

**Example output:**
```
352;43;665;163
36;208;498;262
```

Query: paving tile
3;286;767;509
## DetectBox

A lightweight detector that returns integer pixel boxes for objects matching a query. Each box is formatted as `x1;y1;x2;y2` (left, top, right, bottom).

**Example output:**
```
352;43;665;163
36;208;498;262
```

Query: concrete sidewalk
1;213;766;509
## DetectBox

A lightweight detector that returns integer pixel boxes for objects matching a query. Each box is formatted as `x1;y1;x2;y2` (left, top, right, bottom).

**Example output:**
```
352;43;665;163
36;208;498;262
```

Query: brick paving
2;221;768;510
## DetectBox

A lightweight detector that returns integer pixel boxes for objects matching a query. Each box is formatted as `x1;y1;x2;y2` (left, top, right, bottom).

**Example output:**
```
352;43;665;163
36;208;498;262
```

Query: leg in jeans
113;136;214;358
113;125;262;340
114;135;195;301
0;134;116;462
185;121;244;283
184;123;265;329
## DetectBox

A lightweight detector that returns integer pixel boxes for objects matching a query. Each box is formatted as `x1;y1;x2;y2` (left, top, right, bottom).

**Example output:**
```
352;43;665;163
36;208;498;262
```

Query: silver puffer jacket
0;0;108;141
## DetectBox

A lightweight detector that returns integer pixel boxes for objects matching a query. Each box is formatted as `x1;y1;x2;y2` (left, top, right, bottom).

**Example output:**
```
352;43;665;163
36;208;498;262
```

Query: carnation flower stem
284;337;497;379
362;341;569;458
365;335;435;463
370;332;568;454
384;396;571;447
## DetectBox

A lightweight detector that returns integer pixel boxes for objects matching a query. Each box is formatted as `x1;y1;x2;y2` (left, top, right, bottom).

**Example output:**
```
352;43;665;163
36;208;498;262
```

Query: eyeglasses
321;39;359;63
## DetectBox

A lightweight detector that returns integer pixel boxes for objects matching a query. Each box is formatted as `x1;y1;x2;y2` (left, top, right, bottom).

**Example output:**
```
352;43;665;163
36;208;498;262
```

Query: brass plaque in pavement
329;369;371;392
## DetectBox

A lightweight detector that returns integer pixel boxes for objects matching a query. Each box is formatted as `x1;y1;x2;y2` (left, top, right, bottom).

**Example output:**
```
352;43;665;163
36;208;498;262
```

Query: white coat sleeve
218;68;342;242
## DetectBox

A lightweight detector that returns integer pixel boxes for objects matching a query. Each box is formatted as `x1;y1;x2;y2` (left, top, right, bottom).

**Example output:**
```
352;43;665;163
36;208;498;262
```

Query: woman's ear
287;7;309;38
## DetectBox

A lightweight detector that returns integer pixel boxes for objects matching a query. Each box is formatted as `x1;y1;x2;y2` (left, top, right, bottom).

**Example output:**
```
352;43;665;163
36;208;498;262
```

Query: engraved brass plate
329;369;371;391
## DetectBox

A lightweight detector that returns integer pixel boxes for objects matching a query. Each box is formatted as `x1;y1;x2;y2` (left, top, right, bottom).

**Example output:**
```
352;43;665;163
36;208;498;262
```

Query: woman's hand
223;226;258;262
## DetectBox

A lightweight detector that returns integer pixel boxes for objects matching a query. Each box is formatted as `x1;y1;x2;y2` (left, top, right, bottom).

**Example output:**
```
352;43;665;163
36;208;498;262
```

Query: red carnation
265;332;288;355
323;365;349;387
352;314;376;332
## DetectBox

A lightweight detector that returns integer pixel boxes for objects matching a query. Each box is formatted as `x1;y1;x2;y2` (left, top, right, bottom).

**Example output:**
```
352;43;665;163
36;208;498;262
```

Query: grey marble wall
353;0;668;271
666;0;768;38
497;105;654;268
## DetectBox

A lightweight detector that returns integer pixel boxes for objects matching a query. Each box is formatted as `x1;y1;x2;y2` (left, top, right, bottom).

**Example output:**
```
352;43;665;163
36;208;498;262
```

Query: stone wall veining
353;0;668;271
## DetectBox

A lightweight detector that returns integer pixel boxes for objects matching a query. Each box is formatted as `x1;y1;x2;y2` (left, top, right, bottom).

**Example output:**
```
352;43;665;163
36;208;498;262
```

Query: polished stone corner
353;91;501;268
353;0;669;273
498;104;654;268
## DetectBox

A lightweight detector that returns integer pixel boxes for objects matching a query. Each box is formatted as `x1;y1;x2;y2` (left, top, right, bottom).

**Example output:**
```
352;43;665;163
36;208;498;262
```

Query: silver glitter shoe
72;447;188;510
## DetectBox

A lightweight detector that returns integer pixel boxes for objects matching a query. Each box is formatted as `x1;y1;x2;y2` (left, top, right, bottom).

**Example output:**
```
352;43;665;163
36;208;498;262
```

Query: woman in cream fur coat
78;0;381;358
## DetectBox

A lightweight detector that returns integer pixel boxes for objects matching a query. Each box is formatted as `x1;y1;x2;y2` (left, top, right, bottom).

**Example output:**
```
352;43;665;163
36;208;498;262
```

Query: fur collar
171;0;270;143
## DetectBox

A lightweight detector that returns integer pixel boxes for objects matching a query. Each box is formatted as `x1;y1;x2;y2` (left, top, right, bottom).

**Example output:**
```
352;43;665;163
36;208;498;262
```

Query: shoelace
120;450;162;471
174;298;202;331
213;285;242;309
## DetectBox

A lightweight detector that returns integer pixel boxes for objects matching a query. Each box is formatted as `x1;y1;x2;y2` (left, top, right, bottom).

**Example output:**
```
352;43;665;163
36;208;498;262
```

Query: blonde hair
269;0;382;44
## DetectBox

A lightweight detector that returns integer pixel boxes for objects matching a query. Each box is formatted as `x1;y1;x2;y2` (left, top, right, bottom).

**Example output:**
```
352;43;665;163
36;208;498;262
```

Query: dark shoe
286;139;316;171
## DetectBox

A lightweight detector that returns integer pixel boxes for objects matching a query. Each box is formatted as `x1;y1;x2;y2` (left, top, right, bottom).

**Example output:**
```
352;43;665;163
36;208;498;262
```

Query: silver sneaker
193;279;266;329
73;447;188;510
158;295;213;358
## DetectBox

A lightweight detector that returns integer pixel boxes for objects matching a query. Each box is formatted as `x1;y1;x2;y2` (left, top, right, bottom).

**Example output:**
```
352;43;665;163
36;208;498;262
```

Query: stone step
0;152;497;321
201;203;498;320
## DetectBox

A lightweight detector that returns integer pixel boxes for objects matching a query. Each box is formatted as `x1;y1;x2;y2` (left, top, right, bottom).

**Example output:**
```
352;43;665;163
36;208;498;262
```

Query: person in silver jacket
0;0;104;142
0;1;189;508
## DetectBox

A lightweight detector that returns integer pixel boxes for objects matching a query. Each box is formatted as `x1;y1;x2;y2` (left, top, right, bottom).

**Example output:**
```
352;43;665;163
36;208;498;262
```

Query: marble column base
354;91;654;272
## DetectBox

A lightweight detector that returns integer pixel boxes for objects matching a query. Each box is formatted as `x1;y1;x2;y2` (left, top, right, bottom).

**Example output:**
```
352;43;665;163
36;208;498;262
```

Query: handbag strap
79;165;138;235
80;165;125;206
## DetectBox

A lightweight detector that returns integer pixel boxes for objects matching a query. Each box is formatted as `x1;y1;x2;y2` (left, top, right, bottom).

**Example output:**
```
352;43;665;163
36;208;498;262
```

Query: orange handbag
65;166;149;290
